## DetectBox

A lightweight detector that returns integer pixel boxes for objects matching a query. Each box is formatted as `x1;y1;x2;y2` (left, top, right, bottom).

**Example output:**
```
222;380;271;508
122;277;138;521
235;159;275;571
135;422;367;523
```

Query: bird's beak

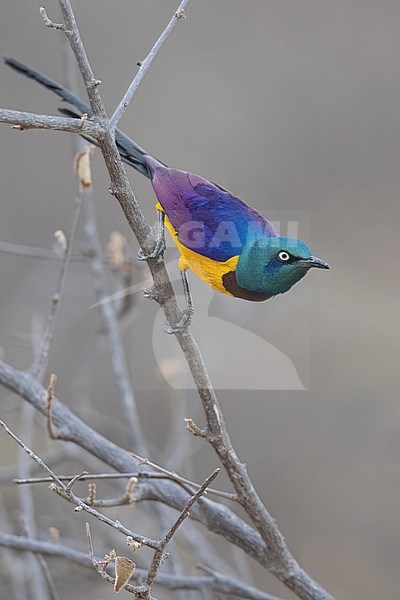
297;256;330;269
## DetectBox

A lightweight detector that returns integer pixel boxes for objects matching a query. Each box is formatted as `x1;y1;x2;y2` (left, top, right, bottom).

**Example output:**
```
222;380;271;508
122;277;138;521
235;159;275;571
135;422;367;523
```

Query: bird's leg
164;269;194;334
138;209;166;262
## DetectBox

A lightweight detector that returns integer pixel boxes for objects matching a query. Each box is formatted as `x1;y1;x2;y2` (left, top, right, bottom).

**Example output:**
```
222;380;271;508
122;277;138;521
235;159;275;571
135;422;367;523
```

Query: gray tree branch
0;108;100;135
0;360;279;567
0;533;282;600
109;0;190;130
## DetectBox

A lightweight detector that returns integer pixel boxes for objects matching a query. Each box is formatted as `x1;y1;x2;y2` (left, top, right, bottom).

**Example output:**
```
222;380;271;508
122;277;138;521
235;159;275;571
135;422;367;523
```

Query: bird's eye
278;251;290;262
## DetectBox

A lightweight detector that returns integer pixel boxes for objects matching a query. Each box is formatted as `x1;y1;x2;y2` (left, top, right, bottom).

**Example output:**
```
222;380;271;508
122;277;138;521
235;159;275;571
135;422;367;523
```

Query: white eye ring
278;251;290;262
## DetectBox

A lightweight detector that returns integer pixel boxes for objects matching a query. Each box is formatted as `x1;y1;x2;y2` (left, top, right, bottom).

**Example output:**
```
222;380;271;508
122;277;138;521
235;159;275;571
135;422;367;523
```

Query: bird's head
236;237;329;296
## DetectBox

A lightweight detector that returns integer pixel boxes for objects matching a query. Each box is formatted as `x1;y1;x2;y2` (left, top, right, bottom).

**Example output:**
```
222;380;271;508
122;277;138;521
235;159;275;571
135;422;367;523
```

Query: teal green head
235;237;329;296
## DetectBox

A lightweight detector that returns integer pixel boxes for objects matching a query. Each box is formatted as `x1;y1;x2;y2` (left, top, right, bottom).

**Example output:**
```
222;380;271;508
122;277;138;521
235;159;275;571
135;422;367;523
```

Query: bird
5;58;329;332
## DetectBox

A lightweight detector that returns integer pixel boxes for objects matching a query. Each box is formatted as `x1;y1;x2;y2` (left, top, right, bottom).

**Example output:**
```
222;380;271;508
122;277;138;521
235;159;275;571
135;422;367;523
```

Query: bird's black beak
297;256;330;269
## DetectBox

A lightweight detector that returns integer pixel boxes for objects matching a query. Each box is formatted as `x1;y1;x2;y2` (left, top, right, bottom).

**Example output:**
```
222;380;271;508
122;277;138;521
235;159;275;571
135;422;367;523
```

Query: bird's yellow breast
156;202;239;296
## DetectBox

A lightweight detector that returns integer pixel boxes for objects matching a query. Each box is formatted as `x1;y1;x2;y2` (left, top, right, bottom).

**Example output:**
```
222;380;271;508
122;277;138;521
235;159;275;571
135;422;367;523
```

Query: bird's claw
164;307;194;334
137;238;166;262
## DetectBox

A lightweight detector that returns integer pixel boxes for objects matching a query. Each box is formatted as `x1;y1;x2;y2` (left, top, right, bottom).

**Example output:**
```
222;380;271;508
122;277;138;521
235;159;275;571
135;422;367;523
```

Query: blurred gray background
1;1;400;599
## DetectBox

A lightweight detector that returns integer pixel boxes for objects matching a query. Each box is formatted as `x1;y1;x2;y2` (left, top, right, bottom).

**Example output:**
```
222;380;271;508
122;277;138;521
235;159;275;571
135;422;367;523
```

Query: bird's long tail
4;57;161;179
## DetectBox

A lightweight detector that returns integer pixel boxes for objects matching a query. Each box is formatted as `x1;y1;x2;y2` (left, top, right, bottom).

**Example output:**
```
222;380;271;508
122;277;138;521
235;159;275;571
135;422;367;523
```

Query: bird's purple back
146;156;277;262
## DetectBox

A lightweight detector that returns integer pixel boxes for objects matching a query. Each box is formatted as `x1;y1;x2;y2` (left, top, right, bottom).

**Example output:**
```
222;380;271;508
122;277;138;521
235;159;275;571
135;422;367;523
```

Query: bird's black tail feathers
4;57;159;179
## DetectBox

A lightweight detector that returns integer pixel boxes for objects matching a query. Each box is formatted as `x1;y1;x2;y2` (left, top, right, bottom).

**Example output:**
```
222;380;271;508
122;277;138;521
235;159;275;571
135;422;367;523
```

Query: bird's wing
149;162;277;262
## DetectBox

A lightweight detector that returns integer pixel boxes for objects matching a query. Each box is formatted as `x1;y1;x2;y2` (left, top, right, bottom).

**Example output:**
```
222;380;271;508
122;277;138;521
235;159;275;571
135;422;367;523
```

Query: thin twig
40;7;65;31
144;468;220;596
0;447;68;483
0;240;113;264
0;241;67;260
163;468;219;546
110;0;191;130
85;524;153;598
36;554;62;600
0;422;64;487
131;453;237;501
0;420;160;550
14;468;237;501
29;192;82;377
14;472;168;484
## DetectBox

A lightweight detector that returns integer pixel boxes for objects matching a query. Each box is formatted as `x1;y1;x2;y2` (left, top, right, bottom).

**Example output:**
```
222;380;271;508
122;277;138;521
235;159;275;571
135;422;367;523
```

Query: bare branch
0;420;64;487
85;525;146;597
0;361;274;568
0;241;64;260
15;466;237;502
197;564;283;600
141;468;220;597
131;452;237;501
40;7;65;31
110;0;191;130
56;1;105;115
79;185;146;452
0;108;100;135
29;189;82;377
0;419;160;550
14;472;168;485
163;468;219;545
0;240;113;264
0;533;283;600
35;553;62;600
0;447;68;483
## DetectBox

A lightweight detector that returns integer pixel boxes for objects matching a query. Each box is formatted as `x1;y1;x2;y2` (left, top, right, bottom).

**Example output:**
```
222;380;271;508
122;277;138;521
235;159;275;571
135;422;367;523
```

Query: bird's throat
222;271;273;302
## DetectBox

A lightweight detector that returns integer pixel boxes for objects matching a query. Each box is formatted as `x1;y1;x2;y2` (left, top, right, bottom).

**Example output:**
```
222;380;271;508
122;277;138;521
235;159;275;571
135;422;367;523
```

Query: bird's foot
164;307;194;334
137;237;166;263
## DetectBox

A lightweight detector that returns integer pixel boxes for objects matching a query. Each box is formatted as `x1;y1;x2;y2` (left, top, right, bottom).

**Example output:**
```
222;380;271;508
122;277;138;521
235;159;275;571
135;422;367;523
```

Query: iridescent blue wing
148;157;277;262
